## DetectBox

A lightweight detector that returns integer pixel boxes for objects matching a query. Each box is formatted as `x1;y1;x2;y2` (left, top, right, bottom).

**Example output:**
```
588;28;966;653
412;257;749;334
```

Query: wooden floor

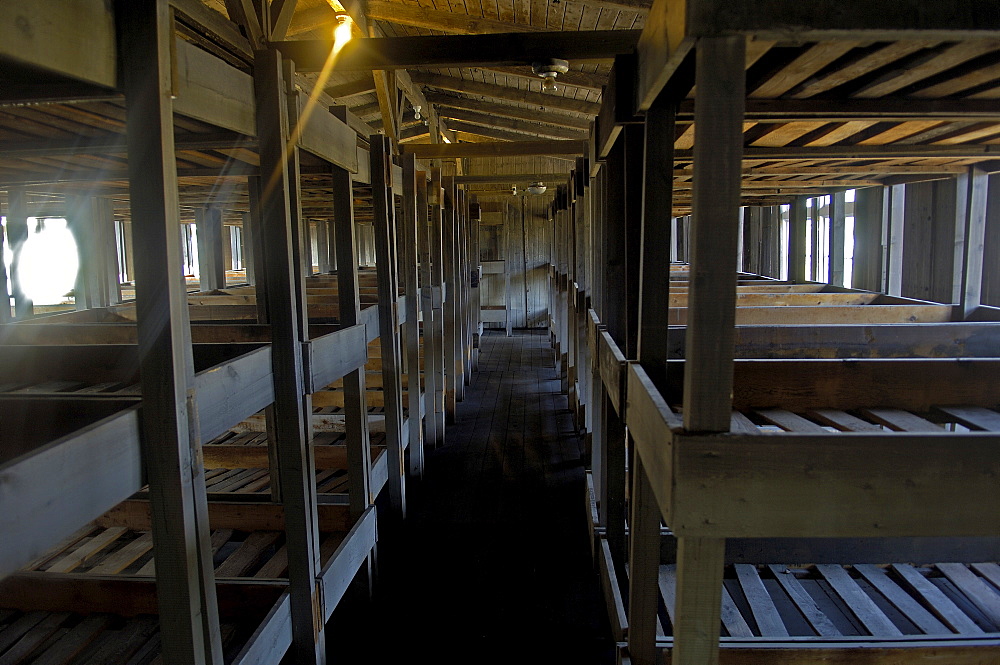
332;329;614;663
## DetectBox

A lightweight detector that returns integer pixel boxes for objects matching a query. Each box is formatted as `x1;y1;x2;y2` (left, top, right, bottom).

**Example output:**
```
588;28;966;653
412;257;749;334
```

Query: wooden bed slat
936;563;1000;627
936;406;1000;432
854;564;951;635
816;564;902;636
767;565;841;637
860;408;943;432
891;564;983;635
806;408;883;432
734;564;788;637
755;409;828;432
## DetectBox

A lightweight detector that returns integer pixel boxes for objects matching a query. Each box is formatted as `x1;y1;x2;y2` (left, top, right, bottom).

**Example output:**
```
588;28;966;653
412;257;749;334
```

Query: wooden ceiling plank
792;41;937;98
751;42;861;98
367;0;542;34
853;41;1000;98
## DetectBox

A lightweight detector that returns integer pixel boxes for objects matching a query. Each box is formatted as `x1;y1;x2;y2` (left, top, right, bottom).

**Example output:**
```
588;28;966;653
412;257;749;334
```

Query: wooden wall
900;179;958;304
469;156;570;329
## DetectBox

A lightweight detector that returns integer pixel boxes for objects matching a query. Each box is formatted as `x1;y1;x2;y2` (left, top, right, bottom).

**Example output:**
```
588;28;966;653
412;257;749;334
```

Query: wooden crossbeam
274;30;641;72
403;140;587;158
412;73;600;116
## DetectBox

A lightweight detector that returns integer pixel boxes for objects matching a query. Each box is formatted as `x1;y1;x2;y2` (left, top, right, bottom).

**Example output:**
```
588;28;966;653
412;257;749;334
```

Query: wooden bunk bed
0;3;477;662
546;4;1000;663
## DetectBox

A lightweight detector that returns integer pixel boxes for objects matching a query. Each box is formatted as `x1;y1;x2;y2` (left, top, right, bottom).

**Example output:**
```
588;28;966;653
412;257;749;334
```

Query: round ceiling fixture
532;59;569;93
526;182;547;195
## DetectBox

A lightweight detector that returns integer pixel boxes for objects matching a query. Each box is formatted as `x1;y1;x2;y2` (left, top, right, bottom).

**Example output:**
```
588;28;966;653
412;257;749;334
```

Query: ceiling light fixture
532;59;569;93
526;182;547;195
413;104;422;120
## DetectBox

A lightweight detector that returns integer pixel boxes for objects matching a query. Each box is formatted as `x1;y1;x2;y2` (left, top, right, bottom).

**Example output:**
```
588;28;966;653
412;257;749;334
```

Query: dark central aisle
335;329;614;663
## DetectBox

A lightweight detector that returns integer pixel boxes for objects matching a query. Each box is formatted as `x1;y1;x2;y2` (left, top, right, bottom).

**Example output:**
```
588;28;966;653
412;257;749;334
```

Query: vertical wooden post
852;187;883;292
401;154;424;476
417;172;440;447
242;212;256;285
456;189;469;397
429;169;447;440
809;200;822;281
331;164;373;522
0;211;9;323
956;167;989;319
253;48;325;664
629;94;676;665
116;1;223;662
443;176;458;424
789;196;808;282
316;219;331;273
371;135;407;518
677;35;745;665
829;191;846;287
6;187;31;318
886;184;906;296
68;196;119;310
196;205;226;291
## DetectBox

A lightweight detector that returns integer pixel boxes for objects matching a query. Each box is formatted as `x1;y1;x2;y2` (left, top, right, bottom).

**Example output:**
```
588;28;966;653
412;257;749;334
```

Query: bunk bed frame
546;2;1000;664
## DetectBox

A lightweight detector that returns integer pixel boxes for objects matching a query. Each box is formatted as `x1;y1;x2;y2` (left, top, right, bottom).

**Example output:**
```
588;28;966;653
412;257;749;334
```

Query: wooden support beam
788;196;808;282
886;184;906;296
628;93;676;665
275;30;642;72
443;176;459;424
330;160;373;521
424;92;592;130
687;0;1000;40
436;107;588;140
429;170;447;443
269;0;299;41
371;135;407;517
829;191;846;287
252;48;325;664
417;172;440;446
401;154;424;475
224;0;265;46
404;141;587;159
675;36;745;665
411;73;600;116
196;206;227;291
116;1;223;663
956;167;990;319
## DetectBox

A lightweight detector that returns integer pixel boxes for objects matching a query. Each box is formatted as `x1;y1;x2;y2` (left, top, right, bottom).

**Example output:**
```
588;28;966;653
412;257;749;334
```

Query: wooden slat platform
652;562;1000;642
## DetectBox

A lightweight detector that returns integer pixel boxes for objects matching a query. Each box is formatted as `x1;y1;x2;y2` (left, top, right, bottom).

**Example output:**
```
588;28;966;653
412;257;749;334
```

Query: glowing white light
11;218;79;305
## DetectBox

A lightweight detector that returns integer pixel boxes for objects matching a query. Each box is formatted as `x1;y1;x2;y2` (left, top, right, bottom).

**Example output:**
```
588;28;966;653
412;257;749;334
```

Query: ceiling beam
679;98;1000;122
412;73;600;116
674;145;1000;160
324;76;376;99
478;66;607;92
436;107;588;140
403;140;587;159
274;30;642;72
424;92;591;130
455;173;570;184
269;0;299;41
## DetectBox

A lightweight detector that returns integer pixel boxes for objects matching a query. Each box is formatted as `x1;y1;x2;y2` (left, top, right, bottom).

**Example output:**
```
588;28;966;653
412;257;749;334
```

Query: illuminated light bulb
540;74;558;93
333;15;353;53
413;105;422;120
